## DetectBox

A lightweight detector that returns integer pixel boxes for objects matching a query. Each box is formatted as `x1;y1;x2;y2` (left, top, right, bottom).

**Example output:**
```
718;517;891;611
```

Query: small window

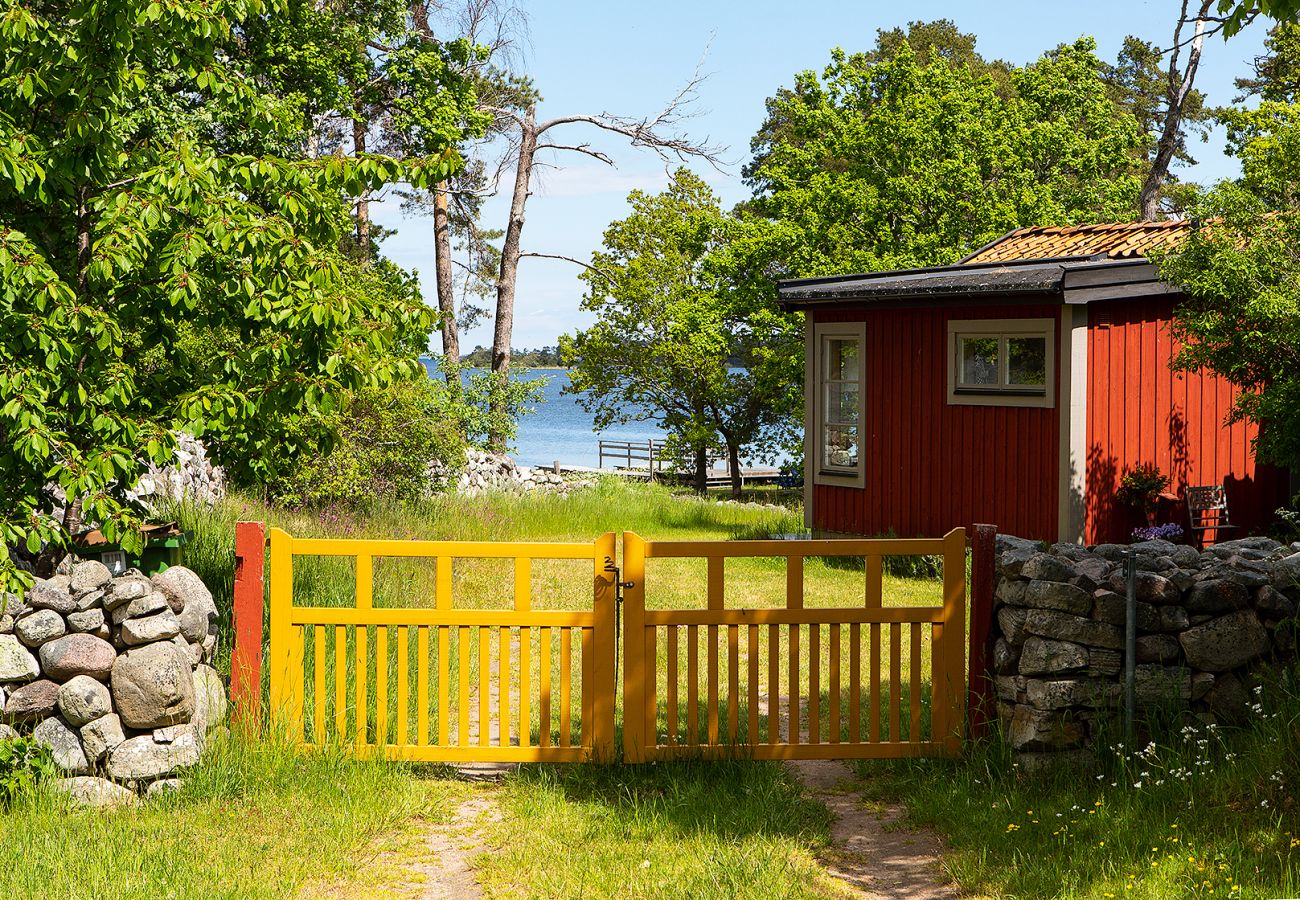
948;319;1055;408
810;322;866;486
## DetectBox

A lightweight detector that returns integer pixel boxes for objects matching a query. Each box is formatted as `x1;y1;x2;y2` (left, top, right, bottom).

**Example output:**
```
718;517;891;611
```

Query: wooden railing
620;529;967;762
266;529;618;762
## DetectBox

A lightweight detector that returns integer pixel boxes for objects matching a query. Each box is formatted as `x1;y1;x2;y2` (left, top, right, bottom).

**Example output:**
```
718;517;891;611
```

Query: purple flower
1131;523;1184;542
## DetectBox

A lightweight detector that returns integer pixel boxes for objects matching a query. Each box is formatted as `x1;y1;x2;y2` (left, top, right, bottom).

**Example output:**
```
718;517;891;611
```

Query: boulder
15;609;66;647
106;728;201;781
55;776;138;809
0;634;40;681
1270;552;1300;590
57;675;112;727
66;608;105;634
1254;586;1297;619
26;583;77;615
4;679;59;722
151;568;217;643
1010;705;1083;751
38;634;116;682
1134;665;1192;706
1154;606;1191;633
102;577;152;611
32;716;89;774
120;609;182;646
69;560;113;595
1088;648;1122;677
1021;553;1077;583
1025;678;1119;710
1205;671;1251;723
1191;672;1215;702
1022;609;1123;650
1019;580;1093;615
74;589;104;612
109;591;169;625
996;606;1029;646
1135;634;1182;664
1179;610;1271;672
1018;637;1088;675
80;713;126;762
1185;579;1249;615
992;638;1018;675
995;579;1027;605
0;723;16;741
110;641;196;729
191;665;228;733
145;778;182;798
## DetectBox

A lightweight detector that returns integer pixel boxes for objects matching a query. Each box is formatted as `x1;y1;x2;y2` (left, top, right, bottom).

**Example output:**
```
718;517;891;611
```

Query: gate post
232;521;266;730
622;532;647;762
968;524;998;739
940;527;967;755
592;532;618;761
266;527;293;732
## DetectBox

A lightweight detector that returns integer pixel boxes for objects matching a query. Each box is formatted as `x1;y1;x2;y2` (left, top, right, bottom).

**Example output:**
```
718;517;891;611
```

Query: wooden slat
335;626;347;741
520;627;531;748
313;626;325;745
890;624;902;743
849;624;861;744
644;626;657;748
786;556;804;609
870;623;881;743
707;557;724;609
375;626;388;747
727;625;739;743
687;625;699;746
808;624;820;744
355;627;368;747
396;626;409;746
291;609;598;628
768;624;779;744
539;627;552;748
747;625;759;745
559;627;572;748
356;555;373;610
499;627;511;746
865;555;883;607
707;623;719;745
929;622;946;748
829;624;841;744
291;628;305;740
788;624;800;745
581;626;594;746
436;556;452;610
640;607;943;626
478;627;490;748
291;536;598;560
639;536;950;558
666;626;679;745
438;626;450;745
417;627;429;746
457;626;470;746
910;622;922;743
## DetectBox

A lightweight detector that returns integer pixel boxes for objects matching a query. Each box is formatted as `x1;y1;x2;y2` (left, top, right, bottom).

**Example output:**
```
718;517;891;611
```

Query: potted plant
1116;463;1172;526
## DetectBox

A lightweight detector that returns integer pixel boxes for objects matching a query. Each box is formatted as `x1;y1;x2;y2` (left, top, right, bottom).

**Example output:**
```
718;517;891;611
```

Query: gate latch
603;557;635;601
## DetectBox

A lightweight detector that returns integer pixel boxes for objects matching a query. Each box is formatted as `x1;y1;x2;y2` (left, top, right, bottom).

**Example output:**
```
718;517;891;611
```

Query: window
811;322;866;486
947;318;1055;408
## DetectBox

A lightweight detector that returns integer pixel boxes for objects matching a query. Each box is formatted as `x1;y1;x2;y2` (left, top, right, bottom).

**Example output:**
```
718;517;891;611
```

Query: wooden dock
548;440;783;487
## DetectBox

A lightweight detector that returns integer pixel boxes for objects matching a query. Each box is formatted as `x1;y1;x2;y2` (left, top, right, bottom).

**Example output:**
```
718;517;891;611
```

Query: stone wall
0;560;227;807
432;449;596;496
991;534;1298;764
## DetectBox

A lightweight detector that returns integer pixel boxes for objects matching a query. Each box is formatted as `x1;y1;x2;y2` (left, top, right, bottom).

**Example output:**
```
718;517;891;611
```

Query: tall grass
855;662;1300;899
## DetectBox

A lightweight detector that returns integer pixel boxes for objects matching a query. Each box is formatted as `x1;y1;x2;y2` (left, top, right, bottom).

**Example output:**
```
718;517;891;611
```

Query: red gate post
232;521;267;730
967;524;998;739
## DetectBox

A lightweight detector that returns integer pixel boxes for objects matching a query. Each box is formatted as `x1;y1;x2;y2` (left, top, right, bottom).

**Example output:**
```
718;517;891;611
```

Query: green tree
0;0;474;591
561;170;800;498
745;39;1143;277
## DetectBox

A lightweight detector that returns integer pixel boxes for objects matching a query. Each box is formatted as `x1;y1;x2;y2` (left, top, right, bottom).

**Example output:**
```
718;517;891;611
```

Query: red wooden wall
1085;298;1289;543
812;303;1062;541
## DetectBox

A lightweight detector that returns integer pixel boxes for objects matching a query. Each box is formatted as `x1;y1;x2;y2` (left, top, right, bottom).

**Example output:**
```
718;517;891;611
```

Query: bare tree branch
520;251;615;283
534;142;615;165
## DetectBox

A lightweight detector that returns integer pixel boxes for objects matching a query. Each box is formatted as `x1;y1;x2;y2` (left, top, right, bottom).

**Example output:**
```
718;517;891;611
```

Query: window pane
959;336;999;385
826;383;859;425
1007;337;1047;387
826;338;859;382
823;424;858;470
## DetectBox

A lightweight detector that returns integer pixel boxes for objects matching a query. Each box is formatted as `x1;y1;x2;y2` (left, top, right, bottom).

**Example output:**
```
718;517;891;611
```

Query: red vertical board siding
1084;298;1288;543
812;304;1062;541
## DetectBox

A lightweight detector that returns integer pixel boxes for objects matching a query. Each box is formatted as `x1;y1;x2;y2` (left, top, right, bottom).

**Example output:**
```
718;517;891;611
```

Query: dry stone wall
431;449;595;496
0;560;227;807
991;534;1298;766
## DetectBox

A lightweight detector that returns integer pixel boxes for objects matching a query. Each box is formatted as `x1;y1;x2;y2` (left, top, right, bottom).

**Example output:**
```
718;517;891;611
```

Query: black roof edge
775;254;1110;292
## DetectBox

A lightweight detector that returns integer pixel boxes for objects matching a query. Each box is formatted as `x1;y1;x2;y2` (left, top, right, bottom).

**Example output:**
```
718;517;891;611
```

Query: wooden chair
1186;485;1235;546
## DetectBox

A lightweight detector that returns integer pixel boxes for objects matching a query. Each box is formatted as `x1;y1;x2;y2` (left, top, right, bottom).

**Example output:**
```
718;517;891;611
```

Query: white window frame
947;318;1055;409
810;321;866;488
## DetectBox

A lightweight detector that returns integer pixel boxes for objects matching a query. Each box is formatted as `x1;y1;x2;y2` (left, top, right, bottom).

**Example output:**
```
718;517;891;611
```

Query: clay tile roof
961;220;1192;265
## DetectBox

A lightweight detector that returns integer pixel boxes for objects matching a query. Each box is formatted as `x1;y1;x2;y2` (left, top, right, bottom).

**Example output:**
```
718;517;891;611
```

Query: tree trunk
433;181;460;387
353;116;371;265
693;445;709;495
1140;1;1211;220
488;105;537;451
725;440;743;500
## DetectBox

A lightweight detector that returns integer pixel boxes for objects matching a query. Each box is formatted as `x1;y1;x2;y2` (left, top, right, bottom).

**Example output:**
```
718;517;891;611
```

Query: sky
370;1;1270;352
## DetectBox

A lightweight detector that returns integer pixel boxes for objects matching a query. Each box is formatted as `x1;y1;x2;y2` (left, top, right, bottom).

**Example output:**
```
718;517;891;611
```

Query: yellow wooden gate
266;529;617;762
620;528;967;762
263;527;966;763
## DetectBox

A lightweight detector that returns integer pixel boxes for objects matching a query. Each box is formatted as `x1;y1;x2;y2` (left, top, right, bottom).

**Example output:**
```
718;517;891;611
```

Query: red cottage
776;221;1291;544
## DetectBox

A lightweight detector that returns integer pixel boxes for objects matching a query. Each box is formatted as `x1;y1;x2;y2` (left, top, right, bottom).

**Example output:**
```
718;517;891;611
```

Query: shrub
267;378;466;508
0;737;57;808
1116;464;1171;515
